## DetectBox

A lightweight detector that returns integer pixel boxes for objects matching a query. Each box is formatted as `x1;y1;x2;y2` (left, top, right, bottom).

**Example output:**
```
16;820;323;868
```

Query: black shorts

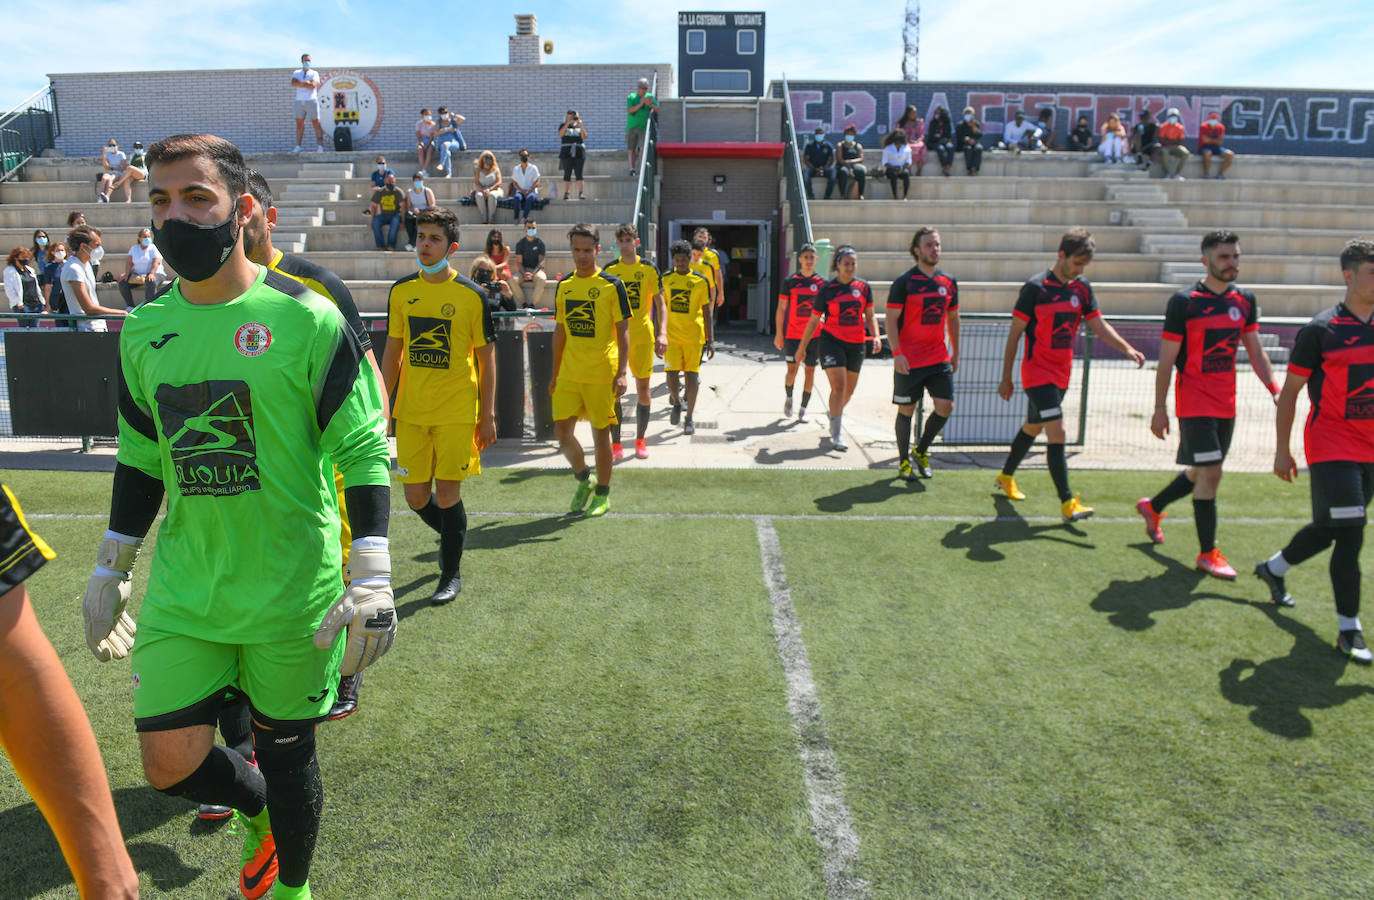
893;361;954;405
1309;461;1374;528
818;334;865;373
784;337;819;367
1025;384;1064;424
1176;416;1234;467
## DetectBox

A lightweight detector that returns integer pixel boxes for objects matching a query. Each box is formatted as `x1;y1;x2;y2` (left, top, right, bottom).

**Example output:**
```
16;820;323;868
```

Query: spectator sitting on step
1198;112;1235;179
415;108;437;176
955;107;984;176
404;173;436;251
371;155;395;189
116;227;165;307
435;107;467;176
483;229;512;282
1098;113;1128;162
802;127;836;200
368;172;406;251
895;105;927;177
471;151;504;226
508;149;541;222
1130;108;1160;171
511;219;548;308
836;126;867;199
96;138;126;202
927;106;955;176
1035;108;1056;150
470;255;516;312
880;130;912;200
109;140;147;202
1069;116;1095;152
1158;107;1191;180
999;110;1042;153
5;248;44;325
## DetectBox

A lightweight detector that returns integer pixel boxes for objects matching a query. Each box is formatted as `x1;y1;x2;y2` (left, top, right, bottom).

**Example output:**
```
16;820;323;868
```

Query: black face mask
153;200;240;283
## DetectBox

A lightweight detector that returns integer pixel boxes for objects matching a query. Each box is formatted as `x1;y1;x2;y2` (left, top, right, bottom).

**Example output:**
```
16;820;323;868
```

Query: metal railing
0;84;59;183
631;74;659;256
778;76;813;254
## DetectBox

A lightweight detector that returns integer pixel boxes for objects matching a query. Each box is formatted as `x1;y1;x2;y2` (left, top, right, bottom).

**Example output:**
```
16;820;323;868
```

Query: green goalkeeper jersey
116;266;390;642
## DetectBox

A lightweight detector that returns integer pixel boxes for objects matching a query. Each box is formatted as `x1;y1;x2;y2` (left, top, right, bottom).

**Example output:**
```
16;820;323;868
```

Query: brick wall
659;158;781;222
657;99;784;143
48;63;673;156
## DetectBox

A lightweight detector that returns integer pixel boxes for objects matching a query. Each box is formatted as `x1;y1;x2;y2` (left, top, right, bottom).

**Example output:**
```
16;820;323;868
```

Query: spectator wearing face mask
96;139;125;203
511;220;548;308
881;130;912;200
1158;107;1191;180
60;226;124;331
5;248;43;326
471;152;504;226
470;256;516;312
415;108;438;177
509;149;541;222
1069;116;1095;152
836;127;867;199
1199;112;1235;179
895;105;927;177
802;128;836;200
927;107;955;176
405;173;436;251
116;227;165;307
484;229;512;283
109;141;147;202
1099;114;1128;162
1000;110;1042;153
30;230;50;270
371;156;395;189
1035;108;1056;150
39;242;68;319
291;53;327;153
955;107;984;176
369;173;406;251
435;107;468;176
1130;109;1160;171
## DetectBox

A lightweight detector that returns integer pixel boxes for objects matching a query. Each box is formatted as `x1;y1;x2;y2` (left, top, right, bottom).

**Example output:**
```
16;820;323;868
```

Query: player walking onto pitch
84;134;395;900
661;239;715;436
551;223;631;517
1138;231;1278;578
693;226;726;309
382;207;496;604
1257;239;1374;662
775;242;824;422
794;245;883;452
996;227;1145;521
604;223;665;459
887;226;960;479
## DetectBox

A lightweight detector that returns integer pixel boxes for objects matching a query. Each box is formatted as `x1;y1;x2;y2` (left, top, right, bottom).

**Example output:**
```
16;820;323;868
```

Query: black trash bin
332;126;351;152
526;329;555;441
495;329;525;439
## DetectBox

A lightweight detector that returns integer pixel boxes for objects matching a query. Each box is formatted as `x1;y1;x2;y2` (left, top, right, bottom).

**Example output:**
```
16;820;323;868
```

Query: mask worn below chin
417;253;449;274
153;200;240;283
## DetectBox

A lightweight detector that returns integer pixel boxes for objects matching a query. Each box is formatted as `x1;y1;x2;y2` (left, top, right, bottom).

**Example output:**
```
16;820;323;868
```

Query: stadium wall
773;80;1374;159
47;63;673;156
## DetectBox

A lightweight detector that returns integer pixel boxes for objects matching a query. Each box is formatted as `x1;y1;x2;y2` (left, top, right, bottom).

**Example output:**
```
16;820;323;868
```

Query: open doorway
668;220;771;330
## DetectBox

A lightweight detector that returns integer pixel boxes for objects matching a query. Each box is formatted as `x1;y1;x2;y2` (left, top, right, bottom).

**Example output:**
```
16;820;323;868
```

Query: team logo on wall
155;380;260;496
234;322;272;357
408;316;451;368
319;71;383;147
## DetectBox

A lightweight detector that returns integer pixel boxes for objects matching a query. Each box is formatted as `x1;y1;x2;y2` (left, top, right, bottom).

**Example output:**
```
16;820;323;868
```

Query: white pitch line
755;516;871;900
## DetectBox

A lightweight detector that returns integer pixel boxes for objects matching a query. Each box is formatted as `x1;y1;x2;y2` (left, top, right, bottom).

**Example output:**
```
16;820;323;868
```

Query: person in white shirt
1000;111;1043;153
291;53;326;153
881;131;913;200
97;140;126;203
508;149;541;222
4;248;44;327
59;227;126;332
116;227;166;307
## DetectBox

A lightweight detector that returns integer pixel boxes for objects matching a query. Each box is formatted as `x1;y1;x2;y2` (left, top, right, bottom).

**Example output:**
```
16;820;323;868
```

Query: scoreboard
678;11;765;98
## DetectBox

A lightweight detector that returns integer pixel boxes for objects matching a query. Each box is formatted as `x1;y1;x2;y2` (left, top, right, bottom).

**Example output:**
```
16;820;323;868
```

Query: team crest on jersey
442;303;456;317
234;322;272;357
938;286;947;296
155;380;260;496
1228;307;1242;321
132;672;140;689
588;287;601;299
408;316;451;368
851;287;862;298
1069;296;1080;309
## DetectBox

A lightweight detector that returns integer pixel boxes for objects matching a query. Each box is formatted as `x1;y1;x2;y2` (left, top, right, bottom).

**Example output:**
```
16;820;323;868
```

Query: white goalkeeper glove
82;531;141;662
313;538;395;676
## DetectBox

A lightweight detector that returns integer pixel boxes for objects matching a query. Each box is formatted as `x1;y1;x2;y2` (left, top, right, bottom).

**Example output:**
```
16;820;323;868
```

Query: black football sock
895;412;912;461
156;745;266;816
575;467;591;482
438;500;466;576
1330;527;1364;619
1151;472;1194;512
1193;497;1217;553
255;727;321;890
785;383;794;398
1046;442;1072;501
1002;429;1036;476
219;696;254;761
1281;522;1335;567
800;390;813;409
636;403;650;439
916;413;948;454
412;495;443;534
594;484;610;496
611;398;624;444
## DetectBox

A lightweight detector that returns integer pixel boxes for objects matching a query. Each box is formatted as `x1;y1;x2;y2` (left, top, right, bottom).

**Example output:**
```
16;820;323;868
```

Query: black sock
157;745;266;815
785;384;794;398
438;500;466;576
575;467;591;482
594;484;610;496
895;412;912;461
1151;472;1194;512
636;403;650;438
1193;497;1217;553
800;390;812;409
611;398;624;444
413;495;443;534
258;743;322;889
219;696;253;761
1047;442;1071;501
1002;429;1035;476
916;413;948;454
1282;522;1335;567
1330;527;1364;618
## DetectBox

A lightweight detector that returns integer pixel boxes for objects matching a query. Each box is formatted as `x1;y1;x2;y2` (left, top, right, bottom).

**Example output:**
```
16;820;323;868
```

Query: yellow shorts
395;420;482;484
627;338;655;380
665;341;704;374
553;380;619;430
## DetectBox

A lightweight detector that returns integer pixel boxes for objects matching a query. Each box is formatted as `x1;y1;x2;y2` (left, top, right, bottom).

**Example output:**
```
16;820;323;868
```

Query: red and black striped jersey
1289;303;1374;464
887;266;959;367
778;273;825;340
815;278;873;344
1013;270;1100;389
1162;282;1259;418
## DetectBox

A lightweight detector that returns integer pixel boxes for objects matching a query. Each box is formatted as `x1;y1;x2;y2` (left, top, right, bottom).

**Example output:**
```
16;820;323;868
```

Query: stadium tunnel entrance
666;220;772;331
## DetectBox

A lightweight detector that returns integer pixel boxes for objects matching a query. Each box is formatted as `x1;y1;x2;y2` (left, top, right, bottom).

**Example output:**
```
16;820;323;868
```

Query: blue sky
5;0;1371;112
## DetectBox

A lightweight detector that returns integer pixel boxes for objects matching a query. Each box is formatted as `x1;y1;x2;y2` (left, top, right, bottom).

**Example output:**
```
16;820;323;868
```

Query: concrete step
280;184;340;202
1105;184;1168;203
274;207;324;228
1160;262;1206;284
1139;233;1202;255
1123;208;1188;228
298;162;354;180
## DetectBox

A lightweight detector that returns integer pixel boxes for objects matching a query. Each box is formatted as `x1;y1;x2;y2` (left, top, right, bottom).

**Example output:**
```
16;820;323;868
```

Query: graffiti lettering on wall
775;81;1374;158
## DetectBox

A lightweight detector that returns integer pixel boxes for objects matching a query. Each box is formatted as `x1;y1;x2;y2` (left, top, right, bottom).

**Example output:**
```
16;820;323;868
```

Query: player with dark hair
1257;239;1374;662
775;242;824;422
551;223;631;517
660;239;714;435
693;226;725;309
604;223;665;459
1138;230;1278;578
381;206;496;604
996;227;1145;521
85;133;395;900
887;226;959;479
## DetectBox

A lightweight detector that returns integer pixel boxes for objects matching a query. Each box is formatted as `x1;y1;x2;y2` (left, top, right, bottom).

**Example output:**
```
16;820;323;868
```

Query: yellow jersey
555;267;630;383
661;270;712;345
603;259;660;346
689;260;717;296
386;271;494;425
702;246;724;282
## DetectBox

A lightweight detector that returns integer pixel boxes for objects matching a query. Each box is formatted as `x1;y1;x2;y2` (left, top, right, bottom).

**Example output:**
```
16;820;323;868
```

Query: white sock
830;415;842;439
1338;615;1362;633
1266;551;1291;576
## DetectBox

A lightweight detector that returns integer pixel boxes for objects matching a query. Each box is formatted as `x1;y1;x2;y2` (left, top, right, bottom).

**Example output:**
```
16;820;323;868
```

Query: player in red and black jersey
794;245;883;452
1257;240;1374;662
996;228;1145;522
1138;231;1278;579
886;226;959;479
774;242;825;422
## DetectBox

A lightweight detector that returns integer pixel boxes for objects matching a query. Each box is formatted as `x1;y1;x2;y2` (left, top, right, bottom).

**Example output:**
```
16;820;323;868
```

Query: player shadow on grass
753;443;840;464
1090;542;1236;631
1219;601;1374;739
814;475;925;511
0;786;201;896
940;494;1092;562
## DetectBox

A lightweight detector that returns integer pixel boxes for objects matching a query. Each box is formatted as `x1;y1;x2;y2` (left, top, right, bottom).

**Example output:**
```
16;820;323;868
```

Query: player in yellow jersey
693;226;726;308
603;223;665;460
381;207;497;603
661;239;715;434
689;238;717;303
551;223;631;517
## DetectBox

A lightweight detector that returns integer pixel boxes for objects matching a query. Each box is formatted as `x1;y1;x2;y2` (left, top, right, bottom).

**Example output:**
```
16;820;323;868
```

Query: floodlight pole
902;0;919;81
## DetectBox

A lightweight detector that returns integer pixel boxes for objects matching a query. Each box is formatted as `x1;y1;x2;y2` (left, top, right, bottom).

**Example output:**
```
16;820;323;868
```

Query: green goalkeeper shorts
131;621;345;727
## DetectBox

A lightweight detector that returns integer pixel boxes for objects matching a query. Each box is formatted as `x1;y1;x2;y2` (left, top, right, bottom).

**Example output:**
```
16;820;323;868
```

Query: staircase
273;162;355;253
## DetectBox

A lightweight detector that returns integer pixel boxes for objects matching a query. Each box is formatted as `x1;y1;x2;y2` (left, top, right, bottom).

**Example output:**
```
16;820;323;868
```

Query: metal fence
632;74;659;256
778;76;813;254
0;85;59;182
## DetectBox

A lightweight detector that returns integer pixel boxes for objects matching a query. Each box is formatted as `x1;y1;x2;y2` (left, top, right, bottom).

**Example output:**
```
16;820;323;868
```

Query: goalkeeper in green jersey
82;134;393;900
